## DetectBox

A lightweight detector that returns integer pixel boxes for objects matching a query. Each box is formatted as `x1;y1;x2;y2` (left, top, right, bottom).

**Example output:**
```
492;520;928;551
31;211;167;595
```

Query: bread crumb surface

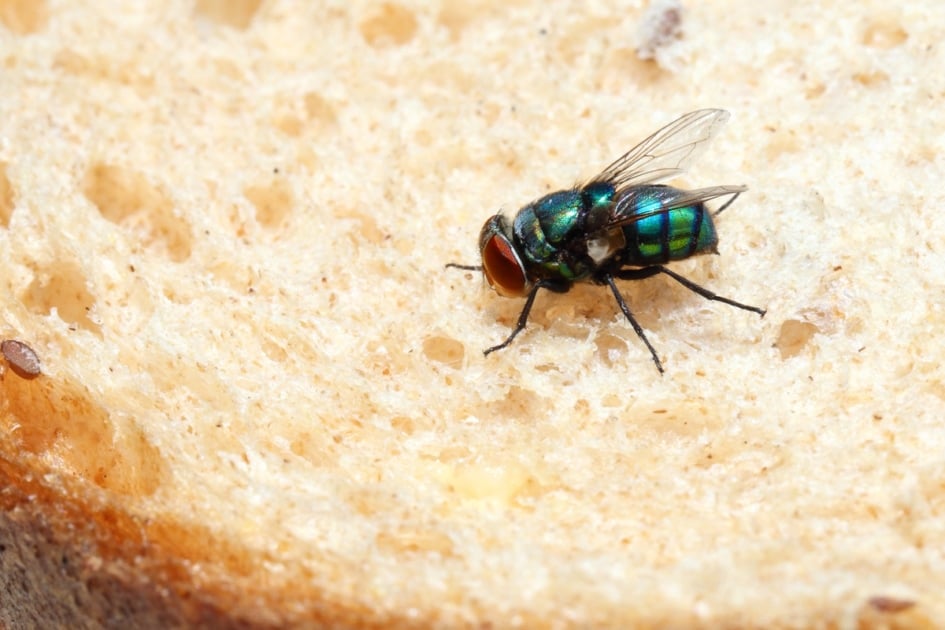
0;1;943;627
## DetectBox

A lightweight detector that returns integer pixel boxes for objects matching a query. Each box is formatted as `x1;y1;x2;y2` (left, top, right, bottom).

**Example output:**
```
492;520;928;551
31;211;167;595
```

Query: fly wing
606;185;747;229
592;109;732;189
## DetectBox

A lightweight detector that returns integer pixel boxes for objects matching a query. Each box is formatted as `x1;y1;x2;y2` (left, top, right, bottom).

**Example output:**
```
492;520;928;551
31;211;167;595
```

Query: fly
447;109;765;373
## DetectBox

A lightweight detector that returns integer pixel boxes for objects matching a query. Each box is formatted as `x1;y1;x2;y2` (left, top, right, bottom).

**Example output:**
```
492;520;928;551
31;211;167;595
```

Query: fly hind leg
713;190;742;216
614;266;766;317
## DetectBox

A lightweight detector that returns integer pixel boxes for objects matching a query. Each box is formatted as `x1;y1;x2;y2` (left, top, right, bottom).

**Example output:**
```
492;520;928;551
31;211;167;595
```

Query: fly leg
445;260;552;356
603;274;664;374
483;285;541;355
615;266;766;317
712;190;742;216
445;263;482;271
483;280;568;356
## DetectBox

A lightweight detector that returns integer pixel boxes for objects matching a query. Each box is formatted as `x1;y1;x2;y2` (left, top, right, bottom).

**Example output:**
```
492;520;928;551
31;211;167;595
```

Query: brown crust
4;450;934;629
0;361;430;628
1;454;250;628
0;376;935;629
0;454;424;629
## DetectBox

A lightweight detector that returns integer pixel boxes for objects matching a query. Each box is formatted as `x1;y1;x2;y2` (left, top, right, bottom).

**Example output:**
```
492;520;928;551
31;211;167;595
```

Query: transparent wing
593;109;732;189
606;185;747;229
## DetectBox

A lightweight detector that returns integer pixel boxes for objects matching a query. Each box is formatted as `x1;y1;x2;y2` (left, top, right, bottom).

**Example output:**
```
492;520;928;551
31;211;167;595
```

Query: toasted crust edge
0;454;425;630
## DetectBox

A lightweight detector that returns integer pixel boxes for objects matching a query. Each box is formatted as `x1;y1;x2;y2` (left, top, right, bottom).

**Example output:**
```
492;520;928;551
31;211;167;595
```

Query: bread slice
1;2;941;627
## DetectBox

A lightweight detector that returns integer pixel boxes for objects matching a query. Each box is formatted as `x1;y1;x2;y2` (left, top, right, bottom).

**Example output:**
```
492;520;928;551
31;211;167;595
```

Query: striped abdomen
620;185;718;266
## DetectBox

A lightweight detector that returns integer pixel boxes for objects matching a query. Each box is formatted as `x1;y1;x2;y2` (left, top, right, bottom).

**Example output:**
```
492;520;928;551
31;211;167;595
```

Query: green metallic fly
447;109;765;373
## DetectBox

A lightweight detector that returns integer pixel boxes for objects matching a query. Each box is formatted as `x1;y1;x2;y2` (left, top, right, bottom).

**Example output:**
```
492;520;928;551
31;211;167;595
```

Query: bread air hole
595;332;628;367
274;93;337;137
0;0;48;35
0;376;167;497
0;162;13;227
23;261;101;335
244;178;293;230
422;335;465;367
775;319;819;359
193;0;262;30
359;3;418;47
84;163;193;263
861;16;908;49
482;386;548;425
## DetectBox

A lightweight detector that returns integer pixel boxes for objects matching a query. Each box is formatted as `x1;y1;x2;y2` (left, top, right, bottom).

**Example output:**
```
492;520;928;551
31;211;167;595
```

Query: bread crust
1;455;244;628
3;454;932;629
0;454;421;629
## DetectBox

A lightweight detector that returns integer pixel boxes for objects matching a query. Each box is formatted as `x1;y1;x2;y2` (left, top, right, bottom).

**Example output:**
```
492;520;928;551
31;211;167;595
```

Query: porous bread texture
1;1;944;628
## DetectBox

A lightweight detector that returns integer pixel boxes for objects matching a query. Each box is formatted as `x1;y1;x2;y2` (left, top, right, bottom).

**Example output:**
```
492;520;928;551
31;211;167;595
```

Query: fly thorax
585;229;626;266
513;192;582;265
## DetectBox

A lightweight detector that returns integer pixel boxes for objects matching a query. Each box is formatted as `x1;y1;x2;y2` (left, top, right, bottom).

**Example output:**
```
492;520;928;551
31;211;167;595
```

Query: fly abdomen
620;185;718;266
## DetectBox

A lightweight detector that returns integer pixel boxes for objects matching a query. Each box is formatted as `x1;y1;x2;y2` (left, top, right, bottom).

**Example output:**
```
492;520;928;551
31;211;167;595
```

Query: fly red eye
482;233;529;297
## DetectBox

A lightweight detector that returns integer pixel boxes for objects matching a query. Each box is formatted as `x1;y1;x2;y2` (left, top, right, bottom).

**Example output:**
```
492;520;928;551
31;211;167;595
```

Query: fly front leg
603;274;664;374
483;280;569;356
445;263;483;271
